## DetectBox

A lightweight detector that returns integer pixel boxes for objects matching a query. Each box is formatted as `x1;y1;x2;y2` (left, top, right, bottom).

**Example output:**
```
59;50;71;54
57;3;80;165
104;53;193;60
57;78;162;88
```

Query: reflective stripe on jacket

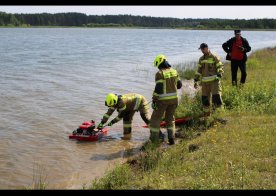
194;51;224;83
101;93;145;124
153;67;180;103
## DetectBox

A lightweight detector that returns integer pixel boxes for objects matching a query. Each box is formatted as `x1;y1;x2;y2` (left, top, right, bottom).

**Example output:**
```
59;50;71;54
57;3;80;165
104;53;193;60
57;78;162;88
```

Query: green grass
24;162;48;190
88;47;276;189
174;62;197;80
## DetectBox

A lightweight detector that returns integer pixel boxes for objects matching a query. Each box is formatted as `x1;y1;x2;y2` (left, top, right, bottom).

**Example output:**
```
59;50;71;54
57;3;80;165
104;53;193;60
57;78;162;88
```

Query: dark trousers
231;60;247;86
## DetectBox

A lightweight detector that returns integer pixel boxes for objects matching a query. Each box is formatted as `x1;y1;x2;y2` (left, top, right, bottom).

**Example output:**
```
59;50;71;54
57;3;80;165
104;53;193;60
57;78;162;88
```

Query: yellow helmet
105;93;118;107
153;54;166;68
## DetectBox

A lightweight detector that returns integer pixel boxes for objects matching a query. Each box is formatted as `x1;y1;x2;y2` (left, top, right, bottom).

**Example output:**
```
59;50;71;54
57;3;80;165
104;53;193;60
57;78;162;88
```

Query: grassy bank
88;47;276;189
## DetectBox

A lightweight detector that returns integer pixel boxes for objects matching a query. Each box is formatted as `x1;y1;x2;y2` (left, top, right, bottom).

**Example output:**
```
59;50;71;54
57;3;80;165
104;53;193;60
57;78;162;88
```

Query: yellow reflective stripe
150;126;160;132
163;69;178;78
159;92;177;98
144;104;150;110
217;68;224;73
134;95;142;111
156;79;164;84
157;92;178;100
118;105;126;112
153;92;159;97
167;125;174;129
167;126;174;131
216;61;223;68
202;75;218;82
200;59;215;64
123;124;132;128
103;114;110;118
195;72;201;76
163;78;166;95
159;95;178;100
115;116;122;121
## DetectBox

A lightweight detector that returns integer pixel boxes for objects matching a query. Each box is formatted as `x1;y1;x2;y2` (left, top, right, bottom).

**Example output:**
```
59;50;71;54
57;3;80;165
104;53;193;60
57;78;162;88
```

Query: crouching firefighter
194;43;224;116
149;54;182;145
97;93;151;139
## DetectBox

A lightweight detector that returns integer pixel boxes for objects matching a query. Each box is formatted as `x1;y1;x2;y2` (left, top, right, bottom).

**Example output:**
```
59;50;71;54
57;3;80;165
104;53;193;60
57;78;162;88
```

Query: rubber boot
121;133;132;140
159;130;165;142
168;138;175;145
167;128;175;145
150;131;160;145
232;81;237;87
204;111;211;117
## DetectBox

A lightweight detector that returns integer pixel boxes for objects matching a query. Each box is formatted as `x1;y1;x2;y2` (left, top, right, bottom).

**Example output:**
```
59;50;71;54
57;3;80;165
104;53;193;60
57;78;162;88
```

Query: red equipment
69;120;109;142
142;117;190;128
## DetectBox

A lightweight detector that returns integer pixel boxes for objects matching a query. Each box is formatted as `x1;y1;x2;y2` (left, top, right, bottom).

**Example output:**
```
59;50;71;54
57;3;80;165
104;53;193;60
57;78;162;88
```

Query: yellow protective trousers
149;102;177;143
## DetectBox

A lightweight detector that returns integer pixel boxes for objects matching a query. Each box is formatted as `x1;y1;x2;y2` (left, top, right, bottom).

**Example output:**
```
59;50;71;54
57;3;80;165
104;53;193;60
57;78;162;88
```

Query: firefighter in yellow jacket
97;93;150;138
149;54;182;145
194;43;224;116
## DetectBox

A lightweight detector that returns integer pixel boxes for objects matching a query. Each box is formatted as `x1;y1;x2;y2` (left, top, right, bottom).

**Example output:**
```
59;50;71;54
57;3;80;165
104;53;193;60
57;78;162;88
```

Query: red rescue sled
142;117;190;128
69;120;109;141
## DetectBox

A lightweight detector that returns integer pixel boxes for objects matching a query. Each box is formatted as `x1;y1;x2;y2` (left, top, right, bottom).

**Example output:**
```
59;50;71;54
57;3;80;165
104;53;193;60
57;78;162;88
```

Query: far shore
1;26;276;31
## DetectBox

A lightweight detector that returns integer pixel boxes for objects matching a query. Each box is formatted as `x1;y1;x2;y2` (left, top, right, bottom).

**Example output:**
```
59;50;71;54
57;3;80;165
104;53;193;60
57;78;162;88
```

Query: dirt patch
180;79;198;98
188;144;199;152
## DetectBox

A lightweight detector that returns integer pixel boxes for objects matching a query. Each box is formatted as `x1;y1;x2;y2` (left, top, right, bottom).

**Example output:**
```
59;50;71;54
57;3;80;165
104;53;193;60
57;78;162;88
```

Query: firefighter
149;54;182;145
97;93;150;139
194;43;224;116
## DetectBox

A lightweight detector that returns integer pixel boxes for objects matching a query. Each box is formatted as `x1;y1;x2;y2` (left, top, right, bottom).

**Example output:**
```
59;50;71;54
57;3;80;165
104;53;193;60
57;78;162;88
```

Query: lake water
1;28;276;189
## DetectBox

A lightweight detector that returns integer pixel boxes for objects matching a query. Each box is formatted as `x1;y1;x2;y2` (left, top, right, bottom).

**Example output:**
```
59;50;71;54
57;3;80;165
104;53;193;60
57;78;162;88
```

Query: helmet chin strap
115;95;122;106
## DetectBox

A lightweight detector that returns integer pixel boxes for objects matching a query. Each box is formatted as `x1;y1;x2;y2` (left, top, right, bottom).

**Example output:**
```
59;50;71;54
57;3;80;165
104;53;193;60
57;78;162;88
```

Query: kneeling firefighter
97;93;151;139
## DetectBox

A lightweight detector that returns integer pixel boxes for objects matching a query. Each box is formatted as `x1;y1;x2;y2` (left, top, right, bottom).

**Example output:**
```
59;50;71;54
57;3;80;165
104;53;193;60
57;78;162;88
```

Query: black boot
159;130;165;142
232;81;237;86
168;138;175;145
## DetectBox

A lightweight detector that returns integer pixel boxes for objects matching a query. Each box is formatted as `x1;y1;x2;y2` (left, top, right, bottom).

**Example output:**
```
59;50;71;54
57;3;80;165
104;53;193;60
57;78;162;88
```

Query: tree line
1;11;276;29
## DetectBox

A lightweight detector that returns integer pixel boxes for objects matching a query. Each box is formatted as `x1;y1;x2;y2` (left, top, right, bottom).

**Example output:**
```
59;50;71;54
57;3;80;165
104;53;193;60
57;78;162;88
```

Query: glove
97;123;104;130
107;121;114;126
239;46;245;51
216;73;222;80
151;101;157;110
194;82;199;89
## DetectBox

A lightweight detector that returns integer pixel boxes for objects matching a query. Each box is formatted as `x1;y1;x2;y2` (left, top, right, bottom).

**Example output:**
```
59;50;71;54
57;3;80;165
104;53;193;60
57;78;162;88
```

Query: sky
0;6;276;19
